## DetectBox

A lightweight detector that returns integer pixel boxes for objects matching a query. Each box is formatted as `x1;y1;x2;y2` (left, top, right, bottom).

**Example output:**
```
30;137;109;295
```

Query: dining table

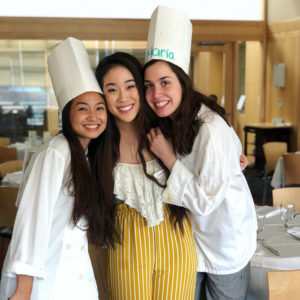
1;146;37;187
247;206;300;300
1;170;22;187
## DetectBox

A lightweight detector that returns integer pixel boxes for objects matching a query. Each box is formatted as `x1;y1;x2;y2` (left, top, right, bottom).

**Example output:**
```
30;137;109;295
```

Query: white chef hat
145;6;192;74
47;37;102;111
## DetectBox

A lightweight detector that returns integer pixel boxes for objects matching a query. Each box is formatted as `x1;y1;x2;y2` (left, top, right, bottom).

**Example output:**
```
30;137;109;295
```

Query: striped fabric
108;204;198;300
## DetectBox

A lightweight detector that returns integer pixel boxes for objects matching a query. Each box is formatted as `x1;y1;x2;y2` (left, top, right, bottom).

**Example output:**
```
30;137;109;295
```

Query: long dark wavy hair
95;52;188;231
141;59;230;156
62;98;118;247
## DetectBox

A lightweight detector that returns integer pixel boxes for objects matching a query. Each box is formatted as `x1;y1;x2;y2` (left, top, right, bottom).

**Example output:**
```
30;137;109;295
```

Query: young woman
0;38;117;300
142;58;257;299
95;52;198;300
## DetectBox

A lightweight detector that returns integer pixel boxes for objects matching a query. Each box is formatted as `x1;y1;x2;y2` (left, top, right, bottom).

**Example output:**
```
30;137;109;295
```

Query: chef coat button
79;274;84;280
167;192;171;201
65;244;71;250
81;245;84;251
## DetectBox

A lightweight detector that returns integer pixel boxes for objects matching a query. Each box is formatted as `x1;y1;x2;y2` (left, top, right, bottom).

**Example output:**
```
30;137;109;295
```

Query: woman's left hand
147;127;177;170
240;153;248;171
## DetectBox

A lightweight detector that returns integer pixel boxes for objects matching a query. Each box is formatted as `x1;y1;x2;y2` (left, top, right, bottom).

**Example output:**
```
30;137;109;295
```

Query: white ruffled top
113;159;167;227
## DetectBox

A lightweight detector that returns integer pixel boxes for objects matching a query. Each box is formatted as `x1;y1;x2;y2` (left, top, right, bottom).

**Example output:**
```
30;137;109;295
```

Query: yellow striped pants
108;204;198;300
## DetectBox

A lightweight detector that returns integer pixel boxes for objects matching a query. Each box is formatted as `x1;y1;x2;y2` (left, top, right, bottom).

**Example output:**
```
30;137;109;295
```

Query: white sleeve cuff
162;159;193;206
5;258;45;279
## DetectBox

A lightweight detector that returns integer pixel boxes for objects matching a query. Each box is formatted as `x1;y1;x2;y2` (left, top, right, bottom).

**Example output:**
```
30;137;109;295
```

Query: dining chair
0;186;18;281
0;160;23;180
282;153;300;186
0;137;11;146
262;142;288;204
0;146;17;164
268;270;300;300
88;242;109;300
0;186;19;228
272;187;300;211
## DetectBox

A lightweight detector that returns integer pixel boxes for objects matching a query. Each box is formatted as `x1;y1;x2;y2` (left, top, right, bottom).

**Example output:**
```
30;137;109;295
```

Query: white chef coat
0;134;98;300
162;104;257;275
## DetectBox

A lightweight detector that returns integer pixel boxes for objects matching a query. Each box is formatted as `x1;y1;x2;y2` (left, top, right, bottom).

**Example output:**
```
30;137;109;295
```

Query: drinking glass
257;215;265;241
280;202;295;228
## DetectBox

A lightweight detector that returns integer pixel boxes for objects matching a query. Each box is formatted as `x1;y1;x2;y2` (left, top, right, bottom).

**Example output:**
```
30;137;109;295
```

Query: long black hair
141;59;230;156
62;98;118;247
96;52;188;231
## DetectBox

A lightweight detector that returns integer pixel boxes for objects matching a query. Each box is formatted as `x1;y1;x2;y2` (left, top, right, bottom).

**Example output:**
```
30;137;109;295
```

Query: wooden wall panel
0;17;264;42
237;41;263;156
192;51;223;104
266;20;300;150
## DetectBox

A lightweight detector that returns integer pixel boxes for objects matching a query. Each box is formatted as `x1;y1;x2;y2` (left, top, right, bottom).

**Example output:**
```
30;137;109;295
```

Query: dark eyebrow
104;82;116;88
105;79;135;88
97;100;106;105
74;102;88;106
125;79;135;84
75;100;105;106
144;76;171;83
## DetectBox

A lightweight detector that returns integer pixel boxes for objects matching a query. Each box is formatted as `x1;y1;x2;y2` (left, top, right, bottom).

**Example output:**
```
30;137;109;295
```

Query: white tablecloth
1;171;23;187
247;207;300;300
9;142;28;160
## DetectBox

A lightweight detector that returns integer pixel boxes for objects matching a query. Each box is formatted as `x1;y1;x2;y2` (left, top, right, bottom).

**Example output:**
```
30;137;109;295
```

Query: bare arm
9;275;33;300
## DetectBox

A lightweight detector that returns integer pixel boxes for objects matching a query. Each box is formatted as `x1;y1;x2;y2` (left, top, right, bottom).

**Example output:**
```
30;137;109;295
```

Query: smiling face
102;65;140;126
70;92;107;149
144;61;182;118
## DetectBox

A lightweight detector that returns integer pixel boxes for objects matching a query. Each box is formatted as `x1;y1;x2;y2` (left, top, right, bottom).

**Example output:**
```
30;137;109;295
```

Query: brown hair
142;59;230;156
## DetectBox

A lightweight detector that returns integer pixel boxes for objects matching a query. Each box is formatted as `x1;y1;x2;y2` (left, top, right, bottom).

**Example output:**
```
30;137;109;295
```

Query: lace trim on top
113;159;167;227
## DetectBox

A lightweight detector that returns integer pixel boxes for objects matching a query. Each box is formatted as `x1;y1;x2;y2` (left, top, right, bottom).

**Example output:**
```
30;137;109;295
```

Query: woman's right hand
147;127;177;170
9;292;31;300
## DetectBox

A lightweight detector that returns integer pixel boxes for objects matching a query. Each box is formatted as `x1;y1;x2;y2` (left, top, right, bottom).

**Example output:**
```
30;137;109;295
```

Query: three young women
95;52;198;300
0;37;117;300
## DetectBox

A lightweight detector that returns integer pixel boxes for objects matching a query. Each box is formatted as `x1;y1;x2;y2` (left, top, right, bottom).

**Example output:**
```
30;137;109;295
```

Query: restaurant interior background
0;0;300;176
2;2;300;298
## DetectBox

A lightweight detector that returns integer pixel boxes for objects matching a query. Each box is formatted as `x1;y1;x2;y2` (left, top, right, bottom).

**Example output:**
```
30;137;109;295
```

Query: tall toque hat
145;6;192;74
47;37;102;111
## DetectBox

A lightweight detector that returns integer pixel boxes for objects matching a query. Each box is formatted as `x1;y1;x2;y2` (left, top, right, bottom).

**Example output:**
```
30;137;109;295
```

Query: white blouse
0;134;98;300
113;159;167;227
162;105;257;275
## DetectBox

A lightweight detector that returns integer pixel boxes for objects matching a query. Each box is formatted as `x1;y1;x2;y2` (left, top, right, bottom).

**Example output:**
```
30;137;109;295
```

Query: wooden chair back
0;137;11;146
88;243;109;300
0;146;17;164
263;142;287;174
283;153;300;185
268;270;300;300
272;187;300;211
0;186;19;227
0;160;23;179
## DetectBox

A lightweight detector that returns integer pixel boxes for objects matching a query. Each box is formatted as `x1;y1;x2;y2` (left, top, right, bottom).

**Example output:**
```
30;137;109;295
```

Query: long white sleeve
5;146;65;279
161;105;257;274
162;120;240;216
